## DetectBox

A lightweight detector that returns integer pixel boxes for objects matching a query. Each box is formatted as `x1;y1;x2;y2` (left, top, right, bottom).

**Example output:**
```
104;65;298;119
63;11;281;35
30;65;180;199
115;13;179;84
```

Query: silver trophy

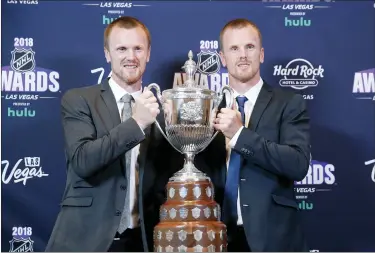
146;50;233;182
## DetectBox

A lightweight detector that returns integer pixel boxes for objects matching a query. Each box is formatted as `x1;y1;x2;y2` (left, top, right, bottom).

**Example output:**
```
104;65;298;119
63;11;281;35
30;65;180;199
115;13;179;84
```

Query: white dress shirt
225;78;263;225
109;78;143;229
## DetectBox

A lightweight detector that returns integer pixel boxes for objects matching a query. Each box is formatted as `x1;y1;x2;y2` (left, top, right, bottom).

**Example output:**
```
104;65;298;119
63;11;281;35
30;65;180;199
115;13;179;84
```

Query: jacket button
115;210;121;216
120;185;126;190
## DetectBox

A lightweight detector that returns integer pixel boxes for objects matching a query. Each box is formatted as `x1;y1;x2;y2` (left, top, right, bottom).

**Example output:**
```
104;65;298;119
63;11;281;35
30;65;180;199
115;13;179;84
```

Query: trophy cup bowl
147;51;233;252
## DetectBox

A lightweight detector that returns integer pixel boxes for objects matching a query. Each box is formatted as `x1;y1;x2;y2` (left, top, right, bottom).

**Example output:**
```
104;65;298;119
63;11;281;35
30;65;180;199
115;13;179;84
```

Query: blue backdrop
2;0;374;251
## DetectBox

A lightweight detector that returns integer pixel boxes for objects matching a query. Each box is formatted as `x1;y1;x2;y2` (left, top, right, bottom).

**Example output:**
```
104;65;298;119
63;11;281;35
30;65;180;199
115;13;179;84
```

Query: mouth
237;62;250;67
123;64;138;69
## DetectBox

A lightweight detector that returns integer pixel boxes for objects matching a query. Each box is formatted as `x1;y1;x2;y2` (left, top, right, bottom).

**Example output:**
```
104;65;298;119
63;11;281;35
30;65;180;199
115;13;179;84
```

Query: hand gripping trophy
147;50;234;252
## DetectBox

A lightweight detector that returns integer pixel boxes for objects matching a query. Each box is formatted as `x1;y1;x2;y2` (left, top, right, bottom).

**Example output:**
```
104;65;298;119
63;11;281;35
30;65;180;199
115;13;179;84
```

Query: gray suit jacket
45;79;180;251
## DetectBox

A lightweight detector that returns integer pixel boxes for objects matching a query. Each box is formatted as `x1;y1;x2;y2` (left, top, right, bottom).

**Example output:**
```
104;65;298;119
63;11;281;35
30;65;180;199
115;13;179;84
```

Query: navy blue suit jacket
195;81;311;252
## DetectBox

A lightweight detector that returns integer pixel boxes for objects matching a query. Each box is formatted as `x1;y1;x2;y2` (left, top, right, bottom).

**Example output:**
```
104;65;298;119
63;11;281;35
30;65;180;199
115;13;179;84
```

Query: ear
260;47;264;64
219;50;227;67
104;47;111;63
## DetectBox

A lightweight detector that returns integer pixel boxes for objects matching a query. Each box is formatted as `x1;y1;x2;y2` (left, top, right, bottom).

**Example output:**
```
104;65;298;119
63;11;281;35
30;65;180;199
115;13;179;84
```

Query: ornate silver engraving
193;186;201;198
204;207;211;218
192;207;201;219
161;208;168;220
206;186;212;198
178;245;188;252
179;186;188;198
220;244;224;252
169;208;177;219
180;101;203;121
193;230;203;241
208;244;215;252
165;245;174;252
169;187;175;198
178;230;187;241
179;207;188;219
166;230;174;242
213;207;217;218
207;230;215;241
145;59;235;184
157;245;163;252
194;245;203;252
219;230;223;240
157;231;162;240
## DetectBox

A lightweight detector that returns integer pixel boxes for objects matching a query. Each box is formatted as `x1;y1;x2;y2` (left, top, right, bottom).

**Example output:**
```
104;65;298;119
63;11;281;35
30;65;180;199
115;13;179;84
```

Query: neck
229;73;260;94
111;73;142;93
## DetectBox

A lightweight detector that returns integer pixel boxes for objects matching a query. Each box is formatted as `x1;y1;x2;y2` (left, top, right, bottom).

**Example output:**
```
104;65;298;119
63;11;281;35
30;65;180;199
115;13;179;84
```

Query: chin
122;73;141;84
233;74;253;83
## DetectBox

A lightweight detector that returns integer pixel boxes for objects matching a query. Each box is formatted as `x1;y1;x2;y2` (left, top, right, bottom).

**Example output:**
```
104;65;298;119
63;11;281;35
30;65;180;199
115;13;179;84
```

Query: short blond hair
104;16;151;49
219;18;262;49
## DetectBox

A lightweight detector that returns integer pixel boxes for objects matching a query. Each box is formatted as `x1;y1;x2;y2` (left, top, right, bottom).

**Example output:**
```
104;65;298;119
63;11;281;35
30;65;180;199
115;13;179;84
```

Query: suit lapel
100;78;121;130
248;82;273;131
100;78;125;174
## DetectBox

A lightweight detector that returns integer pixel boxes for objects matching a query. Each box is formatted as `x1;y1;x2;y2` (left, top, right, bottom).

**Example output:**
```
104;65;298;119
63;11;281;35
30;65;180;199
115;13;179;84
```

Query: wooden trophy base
154;179;227;252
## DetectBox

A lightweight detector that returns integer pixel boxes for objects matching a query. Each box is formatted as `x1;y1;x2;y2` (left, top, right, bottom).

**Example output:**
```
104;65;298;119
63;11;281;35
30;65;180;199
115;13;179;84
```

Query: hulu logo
298;200;314;210
285;17;311;27
8;107;35;117
102;15;122;25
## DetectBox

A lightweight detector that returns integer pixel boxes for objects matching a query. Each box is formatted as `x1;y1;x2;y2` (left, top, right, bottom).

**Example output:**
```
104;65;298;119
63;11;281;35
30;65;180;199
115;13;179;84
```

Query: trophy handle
145;83;183;154
200;85;235;152
219;85;235;109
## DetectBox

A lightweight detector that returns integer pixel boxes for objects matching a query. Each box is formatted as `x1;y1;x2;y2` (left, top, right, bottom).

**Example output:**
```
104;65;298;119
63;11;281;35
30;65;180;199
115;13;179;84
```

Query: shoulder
61;83;102;106
264;81;306;110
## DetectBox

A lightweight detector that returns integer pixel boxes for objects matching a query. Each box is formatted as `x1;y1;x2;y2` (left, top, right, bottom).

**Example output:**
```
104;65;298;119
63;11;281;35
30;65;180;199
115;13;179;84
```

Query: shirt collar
232;78;264;105
108;77;143;102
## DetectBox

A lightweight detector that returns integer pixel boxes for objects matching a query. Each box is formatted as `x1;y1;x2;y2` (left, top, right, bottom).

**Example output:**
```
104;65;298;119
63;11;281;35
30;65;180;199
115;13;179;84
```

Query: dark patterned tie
117;93;134;234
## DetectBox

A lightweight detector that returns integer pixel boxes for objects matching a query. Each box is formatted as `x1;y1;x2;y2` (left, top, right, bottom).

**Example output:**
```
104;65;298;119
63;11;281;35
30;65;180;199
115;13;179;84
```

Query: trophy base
154;221;227;252
154;179;227;252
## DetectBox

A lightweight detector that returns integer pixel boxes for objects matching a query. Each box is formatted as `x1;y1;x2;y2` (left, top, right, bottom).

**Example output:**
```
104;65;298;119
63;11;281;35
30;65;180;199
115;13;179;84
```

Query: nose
238;47;248;60
124;49;136;60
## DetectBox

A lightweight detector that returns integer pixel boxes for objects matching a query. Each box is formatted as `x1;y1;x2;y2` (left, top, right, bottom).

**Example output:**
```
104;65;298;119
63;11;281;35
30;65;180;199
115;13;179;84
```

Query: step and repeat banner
1;0;374;252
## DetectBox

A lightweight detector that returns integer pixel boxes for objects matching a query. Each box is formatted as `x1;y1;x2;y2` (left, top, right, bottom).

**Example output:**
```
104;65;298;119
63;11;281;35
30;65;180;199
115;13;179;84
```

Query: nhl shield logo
10;48;36;73
197;50;221;74
9;237;34;252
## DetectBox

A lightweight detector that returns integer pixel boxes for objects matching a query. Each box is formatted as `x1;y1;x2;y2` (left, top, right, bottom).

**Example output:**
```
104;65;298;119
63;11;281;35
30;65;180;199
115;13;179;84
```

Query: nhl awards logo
9;227;34;252
196;50;221;75
9;238;34;252
172;40;229;93
10;48;36;73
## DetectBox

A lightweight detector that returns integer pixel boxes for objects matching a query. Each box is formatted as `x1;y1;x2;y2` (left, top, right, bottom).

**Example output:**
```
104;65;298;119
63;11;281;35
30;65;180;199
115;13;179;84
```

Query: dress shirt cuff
229;126;244;148
138;125;145;135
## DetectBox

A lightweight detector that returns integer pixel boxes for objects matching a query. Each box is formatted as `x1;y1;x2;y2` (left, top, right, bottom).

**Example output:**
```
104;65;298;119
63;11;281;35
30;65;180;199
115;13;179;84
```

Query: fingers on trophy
146;50;234;252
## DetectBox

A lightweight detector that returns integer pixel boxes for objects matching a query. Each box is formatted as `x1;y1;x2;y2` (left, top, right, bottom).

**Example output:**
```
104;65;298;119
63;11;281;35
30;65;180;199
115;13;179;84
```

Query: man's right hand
132;89;160;130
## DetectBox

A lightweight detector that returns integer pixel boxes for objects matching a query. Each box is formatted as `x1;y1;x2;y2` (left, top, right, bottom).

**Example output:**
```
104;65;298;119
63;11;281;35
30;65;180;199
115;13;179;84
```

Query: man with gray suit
45;16;178;252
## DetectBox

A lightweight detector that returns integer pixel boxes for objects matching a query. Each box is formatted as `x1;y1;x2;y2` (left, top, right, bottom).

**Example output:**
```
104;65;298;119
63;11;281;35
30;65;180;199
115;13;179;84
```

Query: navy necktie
222;96;248;227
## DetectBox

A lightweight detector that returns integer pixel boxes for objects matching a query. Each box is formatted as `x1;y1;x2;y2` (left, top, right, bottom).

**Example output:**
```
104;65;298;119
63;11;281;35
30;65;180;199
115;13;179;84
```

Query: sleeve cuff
229;126;244;148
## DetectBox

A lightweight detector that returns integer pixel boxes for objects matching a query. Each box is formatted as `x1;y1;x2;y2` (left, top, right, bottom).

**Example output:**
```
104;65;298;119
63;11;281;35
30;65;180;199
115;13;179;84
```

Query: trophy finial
188;50;193;60
182;50;197;88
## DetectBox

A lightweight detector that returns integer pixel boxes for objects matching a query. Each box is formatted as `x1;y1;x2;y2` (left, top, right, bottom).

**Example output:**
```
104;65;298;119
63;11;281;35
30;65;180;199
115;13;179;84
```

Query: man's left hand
214;108;243;139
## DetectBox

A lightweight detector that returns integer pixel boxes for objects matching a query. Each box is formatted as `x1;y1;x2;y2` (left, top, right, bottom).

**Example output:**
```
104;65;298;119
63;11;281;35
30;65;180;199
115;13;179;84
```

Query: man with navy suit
196;18;311;251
